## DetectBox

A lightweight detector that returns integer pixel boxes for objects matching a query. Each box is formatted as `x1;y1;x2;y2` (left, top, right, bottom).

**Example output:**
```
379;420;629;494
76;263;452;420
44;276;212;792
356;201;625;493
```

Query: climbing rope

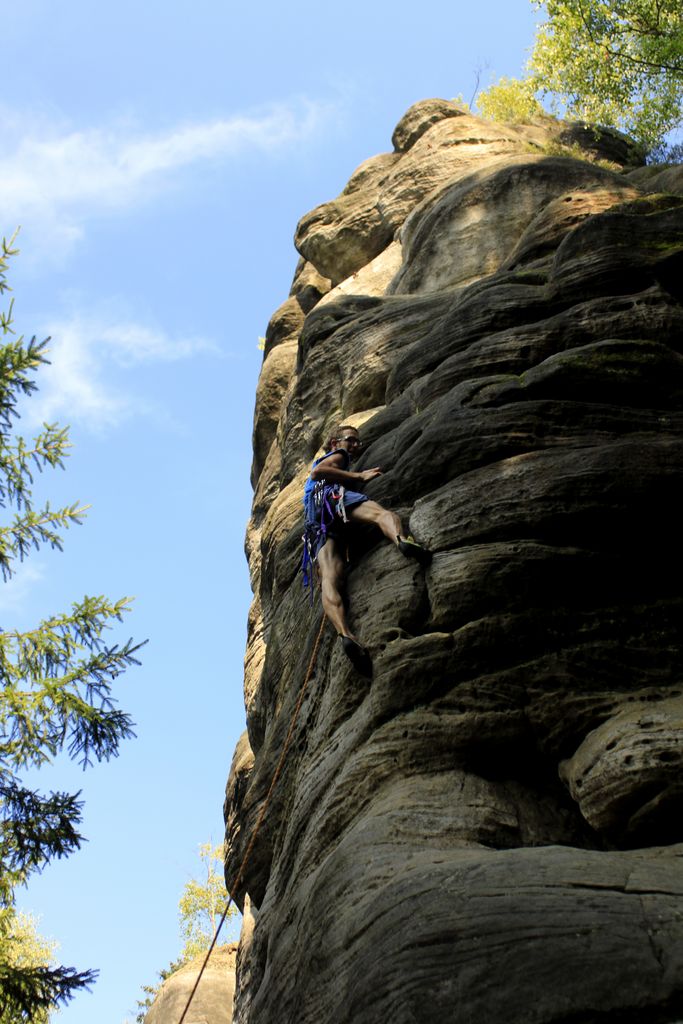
177;610;328;1024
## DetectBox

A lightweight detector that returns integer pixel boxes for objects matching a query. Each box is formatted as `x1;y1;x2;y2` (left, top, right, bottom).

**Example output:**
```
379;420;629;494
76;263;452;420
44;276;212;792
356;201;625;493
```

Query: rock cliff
225;99;683;1024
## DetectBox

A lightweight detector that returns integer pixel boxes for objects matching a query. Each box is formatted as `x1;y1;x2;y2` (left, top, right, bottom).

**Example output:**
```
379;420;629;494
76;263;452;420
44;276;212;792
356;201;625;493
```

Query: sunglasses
339;435;362;447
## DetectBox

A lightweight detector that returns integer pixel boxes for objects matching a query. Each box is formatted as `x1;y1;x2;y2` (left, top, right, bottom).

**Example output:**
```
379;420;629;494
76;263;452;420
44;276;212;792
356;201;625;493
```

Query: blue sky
2;1;540;1020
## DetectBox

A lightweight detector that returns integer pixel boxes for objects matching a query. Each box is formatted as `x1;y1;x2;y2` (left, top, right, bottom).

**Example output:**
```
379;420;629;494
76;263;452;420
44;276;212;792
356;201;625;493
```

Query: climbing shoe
340;635;373;678
397;535;432;567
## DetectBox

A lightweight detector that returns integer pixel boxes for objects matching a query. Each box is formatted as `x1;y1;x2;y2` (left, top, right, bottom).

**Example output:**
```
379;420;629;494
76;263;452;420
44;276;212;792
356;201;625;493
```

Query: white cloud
0;99;331;257
0;560;46;615
21;312;220;430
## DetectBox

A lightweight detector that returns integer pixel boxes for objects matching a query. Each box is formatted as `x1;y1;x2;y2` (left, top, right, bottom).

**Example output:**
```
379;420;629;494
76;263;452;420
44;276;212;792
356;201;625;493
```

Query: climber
301;424;431;675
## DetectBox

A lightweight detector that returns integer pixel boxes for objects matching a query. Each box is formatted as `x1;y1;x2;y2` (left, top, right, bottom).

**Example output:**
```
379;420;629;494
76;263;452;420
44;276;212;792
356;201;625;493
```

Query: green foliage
477;1;683;151
536;137;624;170
0;233;144;1021
529;0;683;149
0;913;56;1024
477;76;544;123
178;843;233;961
133;957;184;1023
450;94;471;111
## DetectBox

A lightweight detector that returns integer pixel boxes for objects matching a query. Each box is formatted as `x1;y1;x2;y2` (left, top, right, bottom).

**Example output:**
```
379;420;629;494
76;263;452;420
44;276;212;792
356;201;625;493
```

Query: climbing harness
301;448;353;599
301;480;347;597
177;610;328;1024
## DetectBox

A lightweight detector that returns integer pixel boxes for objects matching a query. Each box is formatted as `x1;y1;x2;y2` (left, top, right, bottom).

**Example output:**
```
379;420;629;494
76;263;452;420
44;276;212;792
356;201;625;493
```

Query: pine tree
0;913;57;1024
0;232;144;1021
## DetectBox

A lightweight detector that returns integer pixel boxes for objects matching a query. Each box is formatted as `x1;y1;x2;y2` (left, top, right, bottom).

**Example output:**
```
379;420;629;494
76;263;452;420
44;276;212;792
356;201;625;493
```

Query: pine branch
0;232;144;1023
1;648;142;770
0;424;72;512
0;781;84;877
0;960;97;1021
0;503;90;581
0;337;51;431
0;599;145;771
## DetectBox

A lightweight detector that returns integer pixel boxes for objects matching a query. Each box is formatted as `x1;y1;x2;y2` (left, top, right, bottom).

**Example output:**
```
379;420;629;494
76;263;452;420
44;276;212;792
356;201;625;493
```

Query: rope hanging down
177;611;328;1024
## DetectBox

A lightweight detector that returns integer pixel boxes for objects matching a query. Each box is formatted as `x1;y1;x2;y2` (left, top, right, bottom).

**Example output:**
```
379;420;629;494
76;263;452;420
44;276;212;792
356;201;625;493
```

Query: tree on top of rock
477;0;683;153
133;842;238;1022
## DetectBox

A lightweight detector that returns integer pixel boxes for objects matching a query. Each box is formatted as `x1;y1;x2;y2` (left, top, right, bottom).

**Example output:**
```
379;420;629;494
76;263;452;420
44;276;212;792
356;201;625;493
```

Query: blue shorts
306;489;368;541
342;490;370;513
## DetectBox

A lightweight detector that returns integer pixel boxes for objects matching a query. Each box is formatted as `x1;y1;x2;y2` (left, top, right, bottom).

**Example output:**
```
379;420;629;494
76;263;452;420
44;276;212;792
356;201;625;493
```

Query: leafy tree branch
476;0;683;151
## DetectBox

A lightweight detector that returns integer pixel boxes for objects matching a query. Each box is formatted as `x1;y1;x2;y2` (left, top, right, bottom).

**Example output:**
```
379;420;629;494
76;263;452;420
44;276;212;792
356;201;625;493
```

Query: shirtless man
302;424;430;674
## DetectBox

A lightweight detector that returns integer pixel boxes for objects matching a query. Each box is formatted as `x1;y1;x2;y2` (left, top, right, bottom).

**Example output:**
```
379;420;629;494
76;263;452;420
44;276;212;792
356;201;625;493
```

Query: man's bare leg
317;539;359;642
348;500;431;564
347;500;403;544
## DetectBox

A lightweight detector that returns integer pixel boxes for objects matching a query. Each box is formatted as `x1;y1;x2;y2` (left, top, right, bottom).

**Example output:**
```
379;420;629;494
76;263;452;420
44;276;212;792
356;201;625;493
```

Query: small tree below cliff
178;843;235;961
134;842;238;1022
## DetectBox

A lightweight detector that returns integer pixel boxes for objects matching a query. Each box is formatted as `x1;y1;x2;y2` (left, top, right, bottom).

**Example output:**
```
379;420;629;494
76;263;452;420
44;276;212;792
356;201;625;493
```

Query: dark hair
326;424;358;451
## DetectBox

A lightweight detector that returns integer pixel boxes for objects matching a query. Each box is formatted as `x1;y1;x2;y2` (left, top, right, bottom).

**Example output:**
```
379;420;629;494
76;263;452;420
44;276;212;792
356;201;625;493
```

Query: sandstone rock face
627;163;683;197
293;99;642;287
144;945;237;1024
226;101;683;1023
